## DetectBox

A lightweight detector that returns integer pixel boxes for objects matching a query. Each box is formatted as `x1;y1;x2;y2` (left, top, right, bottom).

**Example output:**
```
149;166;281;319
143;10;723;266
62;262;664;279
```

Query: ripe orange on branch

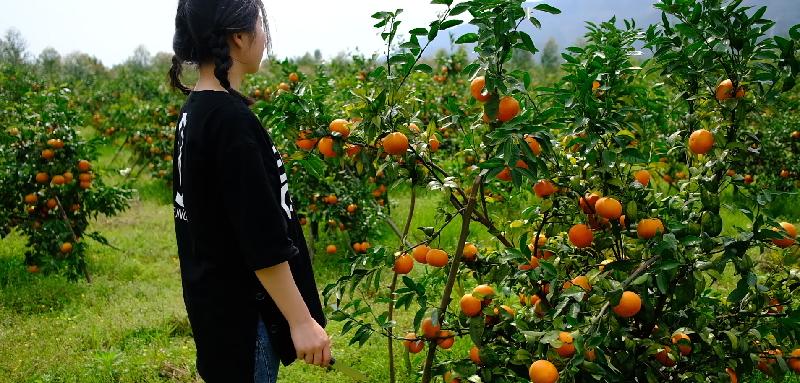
460;294;482;317
637;218;665;239
497;96;520;122
533;180;556;198
421;318;440;339
671;332;692;355
568;224;593;248
529;360;559;383
412;245;430;264
634;169;650;186
393;254;413;274
382;132;409;155
612;291;642;318
317;137;336;158
462;242;478;261
555;331;576;358
595;197;622;220
470;76;491;102
426;248;448;267
772;222;796;248
329;118;350;138
688;129;714;155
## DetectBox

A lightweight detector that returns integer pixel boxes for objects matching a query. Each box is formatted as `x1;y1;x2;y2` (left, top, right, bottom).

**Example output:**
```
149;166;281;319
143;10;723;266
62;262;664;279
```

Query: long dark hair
169;0;270;105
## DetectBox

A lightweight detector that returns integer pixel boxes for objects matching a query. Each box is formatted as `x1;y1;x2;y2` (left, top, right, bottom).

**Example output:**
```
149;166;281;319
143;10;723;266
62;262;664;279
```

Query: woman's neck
195;62;243;92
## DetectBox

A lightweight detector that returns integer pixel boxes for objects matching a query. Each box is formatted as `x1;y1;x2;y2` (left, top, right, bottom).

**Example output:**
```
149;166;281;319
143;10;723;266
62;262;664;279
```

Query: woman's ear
229;33;246;51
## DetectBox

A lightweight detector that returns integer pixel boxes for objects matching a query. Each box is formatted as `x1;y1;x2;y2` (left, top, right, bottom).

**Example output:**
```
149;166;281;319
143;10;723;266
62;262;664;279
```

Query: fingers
312;348;323;366
304;351;315;365
322;342;332;367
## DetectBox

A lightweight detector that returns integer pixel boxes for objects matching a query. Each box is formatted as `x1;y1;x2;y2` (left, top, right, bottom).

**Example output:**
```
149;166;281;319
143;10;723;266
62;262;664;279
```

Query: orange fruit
469;346;482;365
595;197;622;220
403;333;424;354
36;172;50;184
24;193;38;204
383;132;409;155
393;254;414;274
568;224;593;248
288;72;299;82
497;96;520;122
726;367;738;383
637;218;665;239
655;346;677;367
41;149;55;160
592;80;601;91
344;144;361;157
412;245;430;264
52;175;65;185
780;169;790;178
317;137;336;158
634;169;650;186
788;348;800;373
555;331;576;358
462;242;478;262
426;248;448;267
758;349;783;375
792;131;800;140
524;135;542;155
46;199;57;209
436;330;455;349
60;242;73;254
79;173;92;182
470;76;491;102
772;222;796;248
528;360;558;383
579;192;601;214
408;123;420;133
496;166;511;181
26;265;40;273
347;203;358;213
329;119;350;138
326;244;337;254
353;242;362;253
612;291;642;318
460;294;482;317
743;174;754;184
715;79;734;100
278;82;290;91
473;284;495;306
428;137;440;152
296;138;317;150
421;318;440;339
564;275;591;292
585;347;597;362
77;160;91;172
533;180;556;198
79;181;92;190
63;172;74;183
443;371;460;383
688;129;714;154
671;332;691;355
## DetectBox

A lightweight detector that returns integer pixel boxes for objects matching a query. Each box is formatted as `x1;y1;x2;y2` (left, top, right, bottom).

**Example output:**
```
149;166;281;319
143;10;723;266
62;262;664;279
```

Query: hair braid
209;33;253;105
169;55;191;95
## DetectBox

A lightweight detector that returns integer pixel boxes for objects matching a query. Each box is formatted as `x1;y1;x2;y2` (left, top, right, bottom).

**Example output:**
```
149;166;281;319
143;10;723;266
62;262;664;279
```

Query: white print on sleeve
174;113;189;222
272;144;293;219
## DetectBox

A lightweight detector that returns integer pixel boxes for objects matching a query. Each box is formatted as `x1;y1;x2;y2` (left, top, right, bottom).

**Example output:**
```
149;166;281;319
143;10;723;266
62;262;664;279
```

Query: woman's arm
255;262;331;367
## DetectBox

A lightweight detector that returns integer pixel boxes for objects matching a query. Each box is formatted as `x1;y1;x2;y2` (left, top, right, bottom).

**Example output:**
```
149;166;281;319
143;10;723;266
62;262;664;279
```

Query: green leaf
455;33;480;44
533;3;561;14
440;19;463;30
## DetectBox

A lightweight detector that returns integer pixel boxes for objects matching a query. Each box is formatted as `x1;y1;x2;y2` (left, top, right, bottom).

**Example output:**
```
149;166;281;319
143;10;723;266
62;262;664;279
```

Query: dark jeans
254;314;279;382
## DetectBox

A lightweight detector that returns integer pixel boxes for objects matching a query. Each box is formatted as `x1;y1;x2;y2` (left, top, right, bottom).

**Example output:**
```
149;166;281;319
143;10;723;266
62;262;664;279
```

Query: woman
167;0;330;381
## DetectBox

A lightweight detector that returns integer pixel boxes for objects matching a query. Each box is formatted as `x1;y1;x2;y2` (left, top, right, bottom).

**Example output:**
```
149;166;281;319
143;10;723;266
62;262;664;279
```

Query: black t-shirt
172;90;326;382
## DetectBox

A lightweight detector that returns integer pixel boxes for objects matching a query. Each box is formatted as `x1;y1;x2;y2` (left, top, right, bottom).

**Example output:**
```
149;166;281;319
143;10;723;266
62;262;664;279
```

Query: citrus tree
317;0;800;382
0;61;131;281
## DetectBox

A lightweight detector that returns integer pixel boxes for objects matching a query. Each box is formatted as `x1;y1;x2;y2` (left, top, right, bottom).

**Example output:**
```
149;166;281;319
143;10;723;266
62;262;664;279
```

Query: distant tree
0;28;28;65
126;45;151;69
62;52;106;80
509;47;534;69
314;49;322;62
38;47;62;73
541;37;560;72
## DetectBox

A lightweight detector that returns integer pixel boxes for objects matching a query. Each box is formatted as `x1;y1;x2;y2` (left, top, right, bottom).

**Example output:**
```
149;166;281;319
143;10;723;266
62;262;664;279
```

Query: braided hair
169;0;270;105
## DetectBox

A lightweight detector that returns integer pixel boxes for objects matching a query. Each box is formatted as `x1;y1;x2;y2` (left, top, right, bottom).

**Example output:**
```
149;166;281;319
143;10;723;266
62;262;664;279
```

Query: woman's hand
289;317;331;367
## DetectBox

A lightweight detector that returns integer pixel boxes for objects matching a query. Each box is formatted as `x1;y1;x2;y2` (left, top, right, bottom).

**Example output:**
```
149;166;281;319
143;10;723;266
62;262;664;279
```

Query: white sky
0;0;459;67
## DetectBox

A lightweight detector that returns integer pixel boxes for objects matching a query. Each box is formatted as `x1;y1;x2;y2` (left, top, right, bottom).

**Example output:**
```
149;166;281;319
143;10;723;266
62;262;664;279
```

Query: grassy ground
0;148;798;381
